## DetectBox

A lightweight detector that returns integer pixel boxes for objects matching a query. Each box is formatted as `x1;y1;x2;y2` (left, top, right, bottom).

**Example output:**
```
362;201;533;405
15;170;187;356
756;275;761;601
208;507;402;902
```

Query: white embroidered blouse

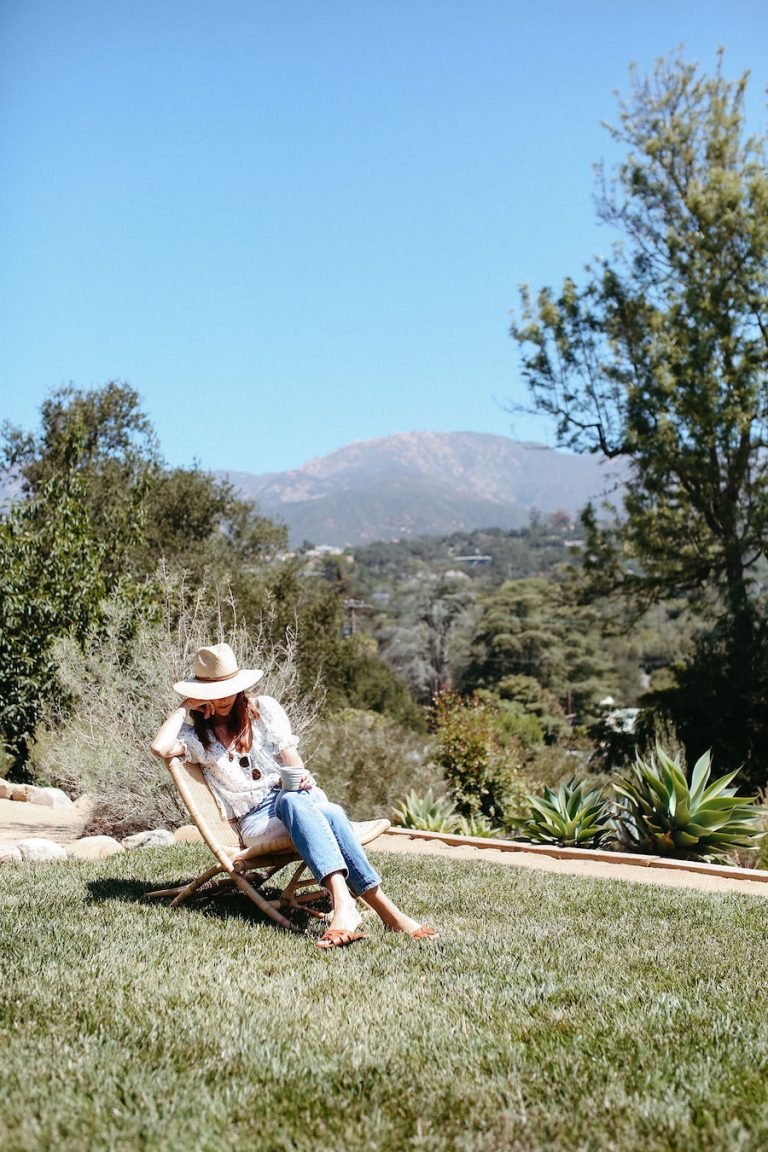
179;695;300;820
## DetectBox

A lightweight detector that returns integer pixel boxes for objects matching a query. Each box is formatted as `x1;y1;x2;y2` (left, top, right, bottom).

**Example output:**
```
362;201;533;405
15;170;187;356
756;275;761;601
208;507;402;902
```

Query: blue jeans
237;787;382;897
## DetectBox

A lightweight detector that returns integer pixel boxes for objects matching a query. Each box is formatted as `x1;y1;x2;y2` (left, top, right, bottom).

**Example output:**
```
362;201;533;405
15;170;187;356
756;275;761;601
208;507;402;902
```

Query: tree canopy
511;53;768;783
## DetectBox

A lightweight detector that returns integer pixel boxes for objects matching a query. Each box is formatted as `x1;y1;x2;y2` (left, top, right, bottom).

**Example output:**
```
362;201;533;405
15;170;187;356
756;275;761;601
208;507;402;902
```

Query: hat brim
172;668;264;700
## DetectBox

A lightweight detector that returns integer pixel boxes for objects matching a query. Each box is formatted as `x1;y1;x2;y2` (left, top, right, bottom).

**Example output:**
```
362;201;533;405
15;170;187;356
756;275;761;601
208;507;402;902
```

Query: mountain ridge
223;431;624;547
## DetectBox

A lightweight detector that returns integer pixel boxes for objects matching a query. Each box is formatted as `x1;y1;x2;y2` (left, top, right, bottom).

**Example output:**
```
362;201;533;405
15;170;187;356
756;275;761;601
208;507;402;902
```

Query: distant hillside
223;431;624;547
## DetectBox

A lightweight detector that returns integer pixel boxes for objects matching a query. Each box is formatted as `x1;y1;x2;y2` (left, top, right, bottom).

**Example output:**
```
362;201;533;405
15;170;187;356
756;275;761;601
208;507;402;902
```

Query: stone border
0;780;81;809
383;827;768;884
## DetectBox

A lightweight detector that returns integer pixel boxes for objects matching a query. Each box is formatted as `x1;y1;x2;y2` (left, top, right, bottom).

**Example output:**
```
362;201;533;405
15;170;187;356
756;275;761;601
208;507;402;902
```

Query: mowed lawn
2;846;767;1152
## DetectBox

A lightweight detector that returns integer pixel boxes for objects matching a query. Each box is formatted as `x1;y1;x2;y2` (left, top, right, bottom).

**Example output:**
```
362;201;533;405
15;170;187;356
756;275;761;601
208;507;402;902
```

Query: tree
462;578;615;723
0;473;112;770
511;54;768;784
377;576;476;700
0;383;287;772
2;382;161;577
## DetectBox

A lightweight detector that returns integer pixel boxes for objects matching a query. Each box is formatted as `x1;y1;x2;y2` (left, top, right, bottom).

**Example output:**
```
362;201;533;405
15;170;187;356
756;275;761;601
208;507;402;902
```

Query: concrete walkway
376;828;768;899
0;797;90;845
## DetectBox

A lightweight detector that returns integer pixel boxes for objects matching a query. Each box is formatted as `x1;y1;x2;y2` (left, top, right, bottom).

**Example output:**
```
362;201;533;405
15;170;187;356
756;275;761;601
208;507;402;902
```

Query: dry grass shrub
302;707;436;820
30;570;319;836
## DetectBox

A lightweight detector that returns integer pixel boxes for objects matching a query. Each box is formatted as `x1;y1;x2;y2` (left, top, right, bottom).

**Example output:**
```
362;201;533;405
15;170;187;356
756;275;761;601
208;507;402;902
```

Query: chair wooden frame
147;757;390;931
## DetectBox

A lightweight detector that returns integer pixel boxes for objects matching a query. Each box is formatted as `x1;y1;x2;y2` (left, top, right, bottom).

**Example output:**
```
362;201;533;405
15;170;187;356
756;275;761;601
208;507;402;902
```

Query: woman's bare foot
324;872;363;935
359;887;436;935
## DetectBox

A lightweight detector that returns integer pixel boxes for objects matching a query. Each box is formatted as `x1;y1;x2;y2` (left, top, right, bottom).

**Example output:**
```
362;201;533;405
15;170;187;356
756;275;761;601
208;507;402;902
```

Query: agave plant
392;787;458;832
613;746;764;863
454;813;502;839
512;776;614;848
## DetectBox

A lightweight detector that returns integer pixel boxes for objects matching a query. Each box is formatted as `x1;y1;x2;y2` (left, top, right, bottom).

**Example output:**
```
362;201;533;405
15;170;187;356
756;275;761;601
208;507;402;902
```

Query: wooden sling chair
147;756;391;931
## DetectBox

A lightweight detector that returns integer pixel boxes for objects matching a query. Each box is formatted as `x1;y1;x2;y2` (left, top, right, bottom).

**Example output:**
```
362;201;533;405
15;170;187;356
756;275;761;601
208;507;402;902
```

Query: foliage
135;465;287;577
391;786;458;832
453;812;502;838
0;384;289;775
0;471;122;772
376;575;476;701
492;674;570;743
239;561;423;729
613;746;764;863
511;54;768;785
2;381;161;579
513;776;614;848
302;708;434;821
29;572;316;836
429;692;526;825
462;578;615;724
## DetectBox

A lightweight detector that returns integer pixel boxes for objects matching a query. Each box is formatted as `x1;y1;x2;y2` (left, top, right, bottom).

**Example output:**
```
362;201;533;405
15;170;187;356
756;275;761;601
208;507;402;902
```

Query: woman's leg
275;790;363;936
309;797;437;937
307;796;382;897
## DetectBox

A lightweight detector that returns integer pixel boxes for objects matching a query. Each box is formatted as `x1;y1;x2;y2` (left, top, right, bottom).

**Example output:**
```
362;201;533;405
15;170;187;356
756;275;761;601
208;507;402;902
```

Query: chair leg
146;864;223;903
230;871;298;930
279;862;328;918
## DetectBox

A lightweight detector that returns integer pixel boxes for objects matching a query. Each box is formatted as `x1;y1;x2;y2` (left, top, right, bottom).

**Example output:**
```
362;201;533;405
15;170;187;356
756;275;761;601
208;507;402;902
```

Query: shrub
613;746;764;863
429;692;526;827
302;707;434;820
391;787;458;832
454;812;503;838
29;572;316;836
513;777;614;848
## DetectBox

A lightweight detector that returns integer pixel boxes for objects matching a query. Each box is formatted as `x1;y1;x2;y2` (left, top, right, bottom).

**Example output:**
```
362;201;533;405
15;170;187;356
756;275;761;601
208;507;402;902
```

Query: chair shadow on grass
85;876;329;931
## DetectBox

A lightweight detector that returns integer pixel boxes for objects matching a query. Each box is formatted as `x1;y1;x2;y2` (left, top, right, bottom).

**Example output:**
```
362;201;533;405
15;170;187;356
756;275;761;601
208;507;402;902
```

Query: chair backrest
167;757;241;869
167;757;298;864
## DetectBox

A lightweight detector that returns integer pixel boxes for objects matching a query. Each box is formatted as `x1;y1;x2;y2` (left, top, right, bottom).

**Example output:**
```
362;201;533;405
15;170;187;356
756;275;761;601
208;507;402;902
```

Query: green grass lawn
2;846;768;1152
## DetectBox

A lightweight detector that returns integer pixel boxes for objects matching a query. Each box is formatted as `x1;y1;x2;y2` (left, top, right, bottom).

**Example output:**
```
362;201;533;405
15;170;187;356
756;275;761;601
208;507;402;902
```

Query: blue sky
1;1;766;475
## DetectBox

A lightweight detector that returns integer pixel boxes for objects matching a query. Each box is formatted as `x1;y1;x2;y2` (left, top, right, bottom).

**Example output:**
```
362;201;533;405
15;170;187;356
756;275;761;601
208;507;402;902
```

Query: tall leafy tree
511;55;768;783
2;381;161;577
462;578;615;722
0;473;112;769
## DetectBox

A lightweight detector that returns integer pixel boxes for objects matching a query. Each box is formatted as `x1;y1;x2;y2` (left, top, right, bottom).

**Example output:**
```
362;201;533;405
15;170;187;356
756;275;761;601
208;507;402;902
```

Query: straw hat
173;643;264;700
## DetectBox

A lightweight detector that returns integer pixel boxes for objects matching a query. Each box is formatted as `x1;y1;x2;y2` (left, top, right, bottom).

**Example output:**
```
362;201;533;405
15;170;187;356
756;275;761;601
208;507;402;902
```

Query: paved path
375;830;768;899
0;797;90;845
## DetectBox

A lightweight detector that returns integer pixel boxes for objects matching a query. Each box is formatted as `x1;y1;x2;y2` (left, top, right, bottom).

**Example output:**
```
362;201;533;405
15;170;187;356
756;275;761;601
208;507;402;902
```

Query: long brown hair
192;692;260;752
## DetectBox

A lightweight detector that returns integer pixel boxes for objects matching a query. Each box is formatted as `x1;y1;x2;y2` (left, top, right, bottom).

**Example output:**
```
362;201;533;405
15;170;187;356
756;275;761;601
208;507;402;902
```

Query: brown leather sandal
316;928;369;949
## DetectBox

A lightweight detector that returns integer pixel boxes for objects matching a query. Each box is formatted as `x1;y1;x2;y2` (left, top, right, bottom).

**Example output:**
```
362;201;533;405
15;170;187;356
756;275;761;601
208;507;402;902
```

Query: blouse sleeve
178;722;206;765
256;695;300;754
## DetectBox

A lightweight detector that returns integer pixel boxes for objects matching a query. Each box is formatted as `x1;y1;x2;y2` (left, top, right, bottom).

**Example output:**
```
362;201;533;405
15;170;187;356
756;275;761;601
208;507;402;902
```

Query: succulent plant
392;787;458;832
613;746;764;863
454;813;502;839
512;776;614;848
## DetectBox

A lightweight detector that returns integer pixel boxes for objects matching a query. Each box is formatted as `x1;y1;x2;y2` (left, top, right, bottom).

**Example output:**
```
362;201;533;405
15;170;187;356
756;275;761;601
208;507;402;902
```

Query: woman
150;643;437;949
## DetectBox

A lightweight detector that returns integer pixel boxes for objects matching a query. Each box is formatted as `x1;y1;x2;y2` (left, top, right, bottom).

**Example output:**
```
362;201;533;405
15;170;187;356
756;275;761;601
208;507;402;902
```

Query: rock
16;838;68;862
0;844;23;864
121;829;176;850
10;784;34;802
73;794;96;812
173;824;204;843
28;787;75;809
67;836;125;860
0;781;14;800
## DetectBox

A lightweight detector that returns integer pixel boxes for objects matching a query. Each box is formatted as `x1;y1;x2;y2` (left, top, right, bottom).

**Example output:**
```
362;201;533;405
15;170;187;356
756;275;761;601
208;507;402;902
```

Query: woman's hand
184;698;214;719
299;773;316;791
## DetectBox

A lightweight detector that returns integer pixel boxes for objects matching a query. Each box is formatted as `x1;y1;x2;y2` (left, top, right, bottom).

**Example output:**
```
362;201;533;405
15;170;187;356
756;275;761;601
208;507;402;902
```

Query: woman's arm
150;699;212;760
277;745;315;790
